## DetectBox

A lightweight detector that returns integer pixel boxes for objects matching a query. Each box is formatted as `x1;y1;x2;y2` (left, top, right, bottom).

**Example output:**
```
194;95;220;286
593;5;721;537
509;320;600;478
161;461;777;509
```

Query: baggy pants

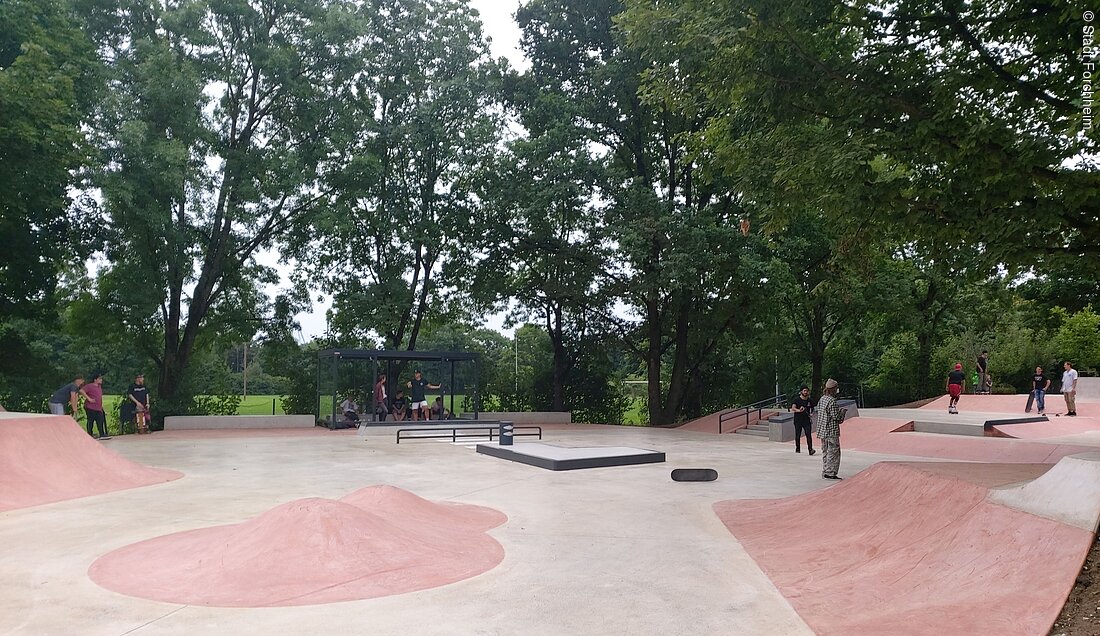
1025;390;1045;413
821;438;841;477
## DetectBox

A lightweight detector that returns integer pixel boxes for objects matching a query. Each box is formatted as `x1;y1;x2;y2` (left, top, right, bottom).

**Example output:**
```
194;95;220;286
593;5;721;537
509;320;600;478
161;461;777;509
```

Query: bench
396;424;543;444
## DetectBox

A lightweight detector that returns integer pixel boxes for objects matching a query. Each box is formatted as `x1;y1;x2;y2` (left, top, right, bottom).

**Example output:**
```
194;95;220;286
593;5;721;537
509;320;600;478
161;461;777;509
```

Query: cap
954;363;962;370
825;378;838;389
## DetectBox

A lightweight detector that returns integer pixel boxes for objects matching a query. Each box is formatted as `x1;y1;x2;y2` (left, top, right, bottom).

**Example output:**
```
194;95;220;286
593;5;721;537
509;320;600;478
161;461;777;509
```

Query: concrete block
164;415;316;430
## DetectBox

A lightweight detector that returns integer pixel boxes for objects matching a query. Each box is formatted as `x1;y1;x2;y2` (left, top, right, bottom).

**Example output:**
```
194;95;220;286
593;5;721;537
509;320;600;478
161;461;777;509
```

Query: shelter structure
317;350;480;427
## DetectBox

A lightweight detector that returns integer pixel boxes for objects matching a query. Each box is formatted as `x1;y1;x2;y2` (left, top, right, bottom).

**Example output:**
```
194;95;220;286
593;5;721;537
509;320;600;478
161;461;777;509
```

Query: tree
469;76;609;411
295;0;506;352
517;0;765;425
620;0;1099;275
90;0;361;414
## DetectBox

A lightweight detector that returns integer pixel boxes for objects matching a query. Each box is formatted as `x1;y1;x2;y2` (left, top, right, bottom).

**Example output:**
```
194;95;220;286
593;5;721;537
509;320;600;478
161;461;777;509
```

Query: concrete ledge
461;411;572;424
768;400;858;442
164;415;315;430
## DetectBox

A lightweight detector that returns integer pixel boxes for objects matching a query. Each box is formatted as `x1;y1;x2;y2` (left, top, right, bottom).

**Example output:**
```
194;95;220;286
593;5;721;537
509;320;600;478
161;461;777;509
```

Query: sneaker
795;448;801;453
809;449;816;456
1068;412;1077;417
823;474;842;480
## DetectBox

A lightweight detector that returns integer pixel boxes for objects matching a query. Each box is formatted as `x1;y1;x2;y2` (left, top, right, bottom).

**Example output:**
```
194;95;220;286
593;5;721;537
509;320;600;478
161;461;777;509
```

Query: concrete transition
1076;377;1100;403
0;412;182;512
714;457;1100;635
88;485;507;607
476;441;665;470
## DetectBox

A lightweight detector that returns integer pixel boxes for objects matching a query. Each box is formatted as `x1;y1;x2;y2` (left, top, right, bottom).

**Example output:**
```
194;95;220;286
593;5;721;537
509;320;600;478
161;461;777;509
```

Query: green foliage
1051;308;1100;374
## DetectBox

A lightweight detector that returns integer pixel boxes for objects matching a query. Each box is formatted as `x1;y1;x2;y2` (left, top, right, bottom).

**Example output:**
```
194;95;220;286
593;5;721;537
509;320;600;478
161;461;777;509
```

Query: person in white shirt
1062;361;1079;417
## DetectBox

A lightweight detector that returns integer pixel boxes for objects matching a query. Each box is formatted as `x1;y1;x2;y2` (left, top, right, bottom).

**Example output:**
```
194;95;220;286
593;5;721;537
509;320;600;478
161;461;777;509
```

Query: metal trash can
499;421;514;446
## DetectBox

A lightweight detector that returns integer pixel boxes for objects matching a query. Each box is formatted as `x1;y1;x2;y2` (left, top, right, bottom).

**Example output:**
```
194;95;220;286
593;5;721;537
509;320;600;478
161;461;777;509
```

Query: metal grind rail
396;423;543;444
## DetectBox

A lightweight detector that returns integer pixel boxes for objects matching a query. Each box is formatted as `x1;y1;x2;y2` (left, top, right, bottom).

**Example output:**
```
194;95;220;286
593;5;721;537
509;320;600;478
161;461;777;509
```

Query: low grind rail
396;423;543;444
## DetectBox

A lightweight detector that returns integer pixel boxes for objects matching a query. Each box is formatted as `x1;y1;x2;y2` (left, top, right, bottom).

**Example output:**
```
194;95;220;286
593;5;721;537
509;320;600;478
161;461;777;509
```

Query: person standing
48;375;85;416
816;379;845;480
81;374;110;439
1025;366;1050;415
790;386;815;455
946;363;966;414
373;374;388;422
124;373;151;434
407;370;441;421
1062;361;1079;417
976;351;990;394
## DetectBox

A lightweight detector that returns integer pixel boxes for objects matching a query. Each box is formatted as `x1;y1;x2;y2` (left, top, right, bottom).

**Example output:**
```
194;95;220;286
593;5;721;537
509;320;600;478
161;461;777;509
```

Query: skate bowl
0;413;182;512
714;455;1100;635
88;485;507;607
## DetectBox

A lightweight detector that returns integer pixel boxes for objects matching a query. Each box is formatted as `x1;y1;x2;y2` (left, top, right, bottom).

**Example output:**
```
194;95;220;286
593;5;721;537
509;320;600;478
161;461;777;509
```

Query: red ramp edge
0;414;182;512
715;460;1099;636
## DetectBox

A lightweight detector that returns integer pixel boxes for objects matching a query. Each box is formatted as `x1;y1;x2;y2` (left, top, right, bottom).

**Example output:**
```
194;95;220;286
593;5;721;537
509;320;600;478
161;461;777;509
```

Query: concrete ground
2;408;1098;635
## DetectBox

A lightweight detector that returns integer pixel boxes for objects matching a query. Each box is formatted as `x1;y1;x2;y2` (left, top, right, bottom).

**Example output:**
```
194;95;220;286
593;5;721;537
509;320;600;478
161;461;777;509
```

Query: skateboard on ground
671;468;718;482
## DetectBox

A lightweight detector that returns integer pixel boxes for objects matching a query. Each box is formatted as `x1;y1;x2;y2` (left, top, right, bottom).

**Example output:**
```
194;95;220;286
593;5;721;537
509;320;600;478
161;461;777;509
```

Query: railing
718;394;788;434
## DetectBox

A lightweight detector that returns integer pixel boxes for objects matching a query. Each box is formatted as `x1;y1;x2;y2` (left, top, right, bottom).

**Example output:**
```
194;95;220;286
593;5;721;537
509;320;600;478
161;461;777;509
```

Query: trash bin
499;421;514;446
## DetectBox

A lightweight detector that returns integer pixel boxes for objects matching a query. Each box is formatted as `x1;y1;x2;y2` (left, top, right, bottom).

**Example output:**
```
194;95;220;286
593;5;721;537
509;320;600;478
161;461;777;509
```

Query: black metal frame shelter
317;349;481;427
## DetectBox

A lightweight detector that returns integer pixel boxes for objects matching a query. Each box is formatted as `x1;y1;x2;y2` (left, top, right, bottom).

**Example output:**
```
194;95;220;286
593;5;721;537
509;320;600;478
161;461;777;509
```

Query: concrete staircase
733;410;784;437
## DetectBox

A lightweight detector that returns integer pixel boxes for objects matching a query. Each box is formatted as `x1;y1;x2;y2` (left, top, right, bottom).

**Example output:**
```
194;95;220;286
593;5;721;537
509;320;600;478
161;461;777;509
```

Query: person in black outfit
947;363;966;414
121;373;151;433
790;386;815;455
976;351;990;394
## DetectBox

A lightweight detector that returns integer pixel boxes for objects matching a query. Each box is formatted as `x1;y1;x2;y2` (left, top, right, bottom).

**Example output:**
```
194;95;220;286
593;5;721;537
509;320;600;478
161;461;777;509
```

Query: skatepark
3;389;1100;635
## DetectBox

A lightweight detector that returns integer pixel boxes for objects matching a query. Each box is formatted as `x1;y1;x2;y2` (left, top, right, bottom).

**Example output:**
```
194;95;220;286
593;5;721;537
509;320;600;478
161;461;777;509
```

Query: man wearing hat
946;363;966;414
816;379;845;479
123;373;151;434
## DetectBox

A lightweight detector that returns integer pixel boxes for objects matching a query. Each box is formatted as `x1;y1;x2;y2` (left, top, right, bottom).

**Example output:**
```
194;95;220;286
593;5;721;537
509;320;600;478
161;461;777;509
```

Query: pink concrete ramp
0;414;182;512
838;415;1094;463
920;393;1100;416
89;486;507;607
714;458;1100;635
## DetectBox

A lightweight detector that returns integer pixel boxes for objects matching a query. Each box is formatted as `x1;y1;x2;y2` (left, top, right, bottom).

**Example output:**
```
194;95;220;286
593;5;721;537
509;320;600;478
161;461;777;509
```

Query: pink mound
715;462;1091;635
0;414;182;512
89;486;506;607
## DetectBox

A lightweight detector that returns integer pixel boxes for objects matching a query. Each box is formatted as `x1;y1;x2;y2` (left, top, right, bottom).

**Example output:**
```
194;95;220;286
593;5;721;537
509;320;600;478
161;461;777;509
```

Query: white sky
277;0;527;342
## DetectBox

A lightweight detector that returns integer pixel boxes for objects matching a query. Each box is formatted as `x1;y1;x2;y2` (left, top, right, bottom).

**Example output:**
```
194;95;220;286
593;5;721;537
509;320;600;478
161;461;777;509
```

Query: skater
946;363;966;414
1025;366;1049;415
790;386;815;455
1062;361;1079;417
976;351;990;394
48;375;85;416
816;379;845;480
123;373;151;434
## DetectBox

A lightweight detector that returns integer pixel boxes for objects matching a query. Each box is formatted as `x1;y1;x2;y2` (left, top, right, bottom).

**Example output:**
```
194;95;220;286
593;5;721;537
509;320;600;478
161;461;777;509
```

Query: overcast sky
278;0;527;342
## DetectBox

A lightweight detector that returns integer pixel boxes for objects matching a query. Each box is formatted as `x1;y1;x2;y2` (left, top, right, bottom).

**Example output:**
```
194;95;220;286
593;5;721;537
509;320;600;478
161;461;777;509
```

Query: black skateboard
671;468;718;482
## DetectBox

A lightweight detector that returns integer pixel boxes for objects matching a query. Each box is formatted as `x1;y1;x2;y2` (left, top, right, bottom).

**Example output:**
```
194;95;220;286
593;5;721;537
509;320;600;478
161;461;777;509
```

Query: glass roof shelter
317;350;481;427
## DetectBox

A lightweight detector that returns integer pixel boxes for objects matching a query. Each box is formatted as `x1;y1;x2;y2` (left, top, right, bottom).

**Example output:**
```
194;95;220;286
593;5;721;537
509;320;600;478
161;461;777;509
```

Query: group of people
339;370;454;426
48;372;152;438
786;356;1084;482
946;353;1080;417
789;378;847;480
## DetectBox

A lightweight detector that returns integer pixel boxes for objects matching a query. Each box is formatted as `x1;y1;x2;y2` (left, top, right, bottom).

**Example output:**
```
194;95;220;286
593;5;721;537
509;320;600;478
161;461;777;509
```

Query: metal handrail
718;394;788;434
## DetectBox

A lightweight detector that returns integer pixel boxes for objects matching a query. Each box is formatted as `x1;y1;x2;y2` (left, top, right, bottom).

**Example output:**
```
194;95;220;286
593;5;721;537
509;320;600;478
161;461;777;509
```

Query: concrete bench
460;411;572;424
163;415;316;430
